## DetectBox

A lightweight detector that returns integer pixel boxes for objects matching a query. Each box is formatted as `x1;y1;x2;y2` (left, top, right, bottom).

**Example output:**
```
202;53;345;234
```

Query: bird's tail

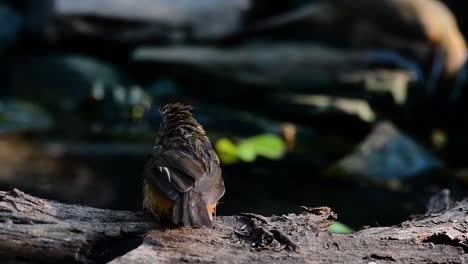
172;190;212;227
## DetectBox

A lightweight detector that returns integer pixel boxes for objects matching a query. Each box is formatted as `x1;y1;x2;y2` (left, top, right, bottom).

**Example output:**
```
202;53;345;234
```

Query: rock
54;0;251;40
10;55;125;111
333;122;442;182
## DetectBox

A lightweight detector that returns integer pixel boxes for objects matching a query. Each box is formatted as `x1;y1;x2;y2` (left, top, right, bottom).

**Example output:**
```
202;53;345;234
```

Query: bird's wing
162;149;205;181
195;150;225;205
143;146;205;201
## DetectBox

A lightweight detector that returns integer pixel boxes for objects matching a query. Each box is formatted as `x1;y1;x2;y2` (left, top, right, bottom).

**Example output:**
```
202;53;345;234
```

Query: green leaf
215;138;238;165
240;134;286;160
237;144;257;162
215;134;286;164
328;221;353;234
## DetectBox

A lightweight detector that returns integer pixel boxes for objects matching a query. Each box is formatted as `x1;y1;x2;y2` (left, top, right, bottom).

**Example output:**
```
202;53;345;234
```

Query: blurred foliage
9;54;154;139
431;129;447;150
328;221;353;234
215;134;286;165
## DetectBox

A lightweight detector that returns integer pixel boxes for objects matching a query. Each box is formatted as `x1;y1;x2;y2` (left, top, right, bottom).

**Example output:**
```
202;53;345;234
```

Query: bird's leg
425;47;444;97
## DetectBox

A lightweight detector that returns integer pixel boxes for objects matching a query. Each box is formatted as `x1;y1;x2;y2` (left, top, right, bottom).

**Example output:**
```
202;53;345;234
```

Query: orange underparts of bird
143;103;225;227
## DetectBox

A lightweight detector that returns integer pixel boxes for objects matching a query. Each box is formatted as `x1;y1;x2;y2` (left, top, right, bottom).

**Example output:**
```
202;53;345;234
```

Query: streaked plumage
143;103;225;227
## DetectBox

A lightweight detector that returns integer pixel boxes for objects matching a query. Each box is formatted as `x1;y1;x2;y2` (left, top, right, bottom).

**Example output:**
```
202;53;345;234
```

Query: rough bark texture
0;189;467;264
112;206;468;264
0;189;155;263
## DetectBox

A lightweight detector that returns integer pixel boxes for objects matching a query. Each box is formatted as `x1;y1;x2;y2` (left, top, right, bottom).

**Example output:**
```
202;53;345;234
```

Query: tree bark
0;189;155;263
0;189;466;263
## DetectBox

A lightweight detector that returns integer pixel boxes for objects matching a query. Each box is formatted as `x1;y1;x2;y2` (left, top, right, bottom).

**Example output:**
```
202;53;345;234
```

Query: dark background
0;0;467;229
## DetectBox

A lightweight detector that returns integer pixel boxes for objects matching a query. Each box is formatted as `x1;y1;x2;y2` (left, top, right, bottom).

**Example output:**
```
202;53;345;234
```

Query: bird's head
159;102;194;123
157;103;207;143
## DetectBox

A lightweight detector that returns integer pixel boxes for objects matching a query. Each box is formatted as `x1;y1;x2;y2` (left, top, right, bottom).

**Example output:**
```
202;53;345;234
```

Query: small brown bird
143;103;225;227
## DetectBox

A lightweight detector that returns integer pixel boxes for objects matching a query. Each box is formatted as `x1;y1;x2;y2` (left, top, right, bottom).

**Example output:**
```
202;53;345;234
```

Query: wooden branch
1;189;467;263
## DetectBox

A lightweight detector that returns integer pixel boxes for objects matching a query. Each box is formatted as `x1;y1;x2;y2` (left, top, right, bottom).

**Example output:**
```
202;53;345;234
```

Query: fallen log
0;189;155;263
0;189;467;263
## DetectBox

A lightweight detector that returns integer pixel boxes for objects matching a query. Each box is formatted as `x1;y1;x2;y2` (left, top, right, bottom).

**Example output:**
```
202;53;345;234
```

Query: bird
246;0;467;103
142;103;225;227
